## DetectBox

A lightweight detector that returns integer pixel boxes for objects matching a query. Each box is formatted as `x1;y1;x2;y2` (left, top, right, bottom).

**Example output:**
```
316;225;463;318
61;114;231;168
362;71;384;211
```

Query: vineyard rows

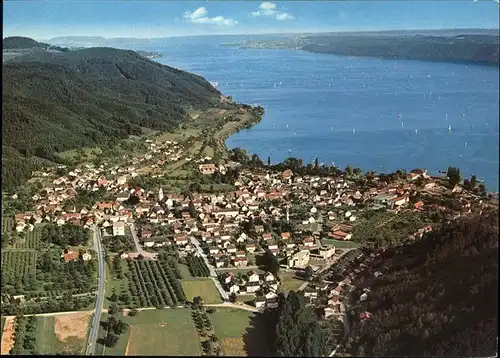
2;218;13;234
126;259;186;308
12;229;44;249
1;251;37;286
186;253;210;277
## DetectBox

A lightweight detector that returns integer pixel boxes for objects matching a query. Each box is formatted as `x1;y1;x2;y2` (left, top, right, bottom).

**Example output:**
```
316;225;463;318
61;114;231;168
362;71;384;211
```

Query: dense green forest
2;40;222;190
349;210;498;356
302;34;500;66
259;291;332;357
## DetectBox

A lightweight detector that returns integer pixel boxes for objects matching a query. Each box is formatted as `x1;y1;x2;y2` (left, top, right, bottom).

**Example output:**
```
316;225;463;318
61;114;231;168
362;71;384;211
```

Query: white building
287;250;310;268
113;221;125;236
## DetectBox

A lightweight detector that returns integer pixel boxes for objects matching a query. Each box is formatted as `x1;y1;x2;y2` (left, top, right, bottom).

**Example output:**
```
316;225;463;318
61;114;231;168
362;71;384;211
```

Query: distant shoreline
224;32;500;67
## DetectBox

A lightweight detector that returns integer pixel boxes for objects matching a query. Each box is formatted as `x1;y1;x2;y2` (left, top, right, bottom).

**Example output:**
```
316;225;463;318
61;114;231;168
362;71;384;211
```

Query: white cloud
251;2;295;21
259;2;277;15
276;12;295;21
184;7;238;26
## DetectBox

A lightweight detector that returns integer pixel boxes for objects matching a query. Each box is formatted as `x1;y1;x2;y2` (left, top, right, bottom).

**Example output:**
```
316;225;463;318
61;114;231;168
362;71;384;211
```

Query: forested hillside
3;36;50;49
302;34;500;66
350;210;498;356
2;45;222;190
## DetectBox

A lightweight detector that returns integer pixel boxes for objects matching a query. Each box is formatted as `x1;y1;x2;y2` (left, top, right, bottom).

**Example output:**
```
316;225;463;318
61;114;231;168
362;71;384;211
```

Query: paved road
2;310;94;319
128;223;158;260
214;265;260;271
190;236;229;301
205;302;260;313
85;226;106;356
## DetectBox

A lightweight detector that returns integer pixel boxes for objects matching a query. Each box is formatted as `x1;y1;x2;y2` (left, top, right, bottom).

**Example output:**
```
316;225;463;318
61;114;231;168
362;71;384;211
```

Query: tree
261;250;280;275
193;296;204;309
470;175;477;188
345;165;353;177
446;167;461;186
109;292;118;302
304;265;314;280
128;308;138;316
314;157;319;168
229;292;237;303
113;320;129;335
105;332;119;347
108;302;119;315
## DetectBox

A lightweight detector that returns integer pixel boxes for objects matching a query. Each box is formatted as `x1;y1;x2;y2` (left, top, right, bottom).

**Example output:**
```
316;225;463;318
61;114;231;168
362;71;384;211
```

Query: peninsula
224;29;500;66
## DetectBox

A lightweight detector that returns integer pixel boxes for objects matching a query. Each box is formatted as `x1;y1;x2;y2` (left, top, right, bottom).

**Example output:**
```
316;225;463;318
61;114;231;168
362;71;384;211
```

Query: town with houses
4;133;497;343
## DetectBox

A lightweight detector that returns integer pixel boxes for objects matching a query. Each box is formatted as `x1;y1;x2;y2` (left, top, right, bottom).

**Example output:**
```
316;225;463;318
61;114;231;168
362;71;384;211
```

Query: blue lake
147;41;499;191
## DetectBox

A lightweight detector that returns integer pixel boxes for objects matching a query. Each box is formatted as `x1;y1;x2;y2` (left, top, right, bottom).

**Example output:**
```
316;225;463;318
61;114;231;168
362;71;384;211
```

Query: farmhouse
199;164;217;175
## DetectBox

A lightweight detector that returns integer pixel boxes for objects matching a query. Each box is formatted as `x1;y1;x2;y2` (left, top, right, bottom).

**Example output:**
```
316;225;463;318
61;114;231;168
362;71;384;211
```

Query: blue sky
3;1;499;40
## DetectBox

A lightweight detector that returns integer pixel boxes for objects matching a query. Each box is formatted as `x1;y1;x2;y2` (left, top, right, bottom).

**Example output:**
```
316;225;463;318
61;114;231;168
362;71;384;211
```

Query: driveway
127;222;158;260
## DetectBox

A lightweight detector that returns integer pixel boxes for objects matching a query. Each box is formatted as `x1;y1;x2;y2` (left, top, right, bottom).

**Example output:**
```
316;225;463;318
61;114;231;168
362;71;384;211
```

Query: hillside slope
349;210;498;356
3;36;50;49
2;46;222;190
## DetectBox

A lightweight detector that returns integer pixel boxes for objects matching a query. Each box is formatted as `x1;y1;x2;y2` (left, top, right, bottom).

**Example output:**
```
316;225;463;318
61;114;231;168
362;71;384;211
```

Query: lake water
146;40;499;191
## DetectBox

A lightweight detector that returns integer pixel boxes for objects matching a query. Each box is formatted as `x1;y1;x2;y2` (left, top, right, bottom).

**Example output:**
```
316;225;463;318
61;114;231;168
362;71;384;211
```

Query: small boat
465;142;468;148
401;121;404;128
448;125;452;132
352;128;356;134
415;129;418;134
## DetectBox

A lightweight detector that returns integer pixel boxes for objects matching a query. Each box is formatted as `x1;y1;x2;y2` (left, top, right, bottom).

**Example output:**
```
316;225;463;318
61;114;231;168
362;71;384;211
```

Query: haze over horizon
3;1;499;40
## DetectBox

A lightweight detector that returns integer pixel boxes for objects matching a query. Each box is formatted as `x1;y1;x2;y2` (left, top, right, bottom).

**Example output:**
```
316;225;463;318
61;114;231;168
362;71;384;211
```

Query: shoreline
217;105;264;158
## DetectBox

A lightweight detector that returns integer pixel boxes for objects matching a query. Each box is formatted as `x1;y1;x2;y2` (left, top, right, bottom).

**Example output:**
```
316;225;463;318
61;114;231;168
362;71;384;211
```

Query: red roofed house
282;169;293;180
414;201;425;210
262;233;273;241
360;311;372;321
390;196;409;208
329;230;352;241
281;232;291;240
174;233;189;246
61;250;79;262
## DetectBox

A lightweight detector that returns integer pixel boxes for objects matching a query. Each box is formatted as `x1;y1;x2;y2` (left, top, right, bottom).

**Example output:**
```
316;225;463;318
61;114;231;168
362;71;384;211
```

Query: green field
105;260;130;306
181;278;222;304
178;263;194;279
35;314;90;355
100;309;201;356
321;239;363;248
279;271;305;292
210;309;272;356
35;317;57;354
